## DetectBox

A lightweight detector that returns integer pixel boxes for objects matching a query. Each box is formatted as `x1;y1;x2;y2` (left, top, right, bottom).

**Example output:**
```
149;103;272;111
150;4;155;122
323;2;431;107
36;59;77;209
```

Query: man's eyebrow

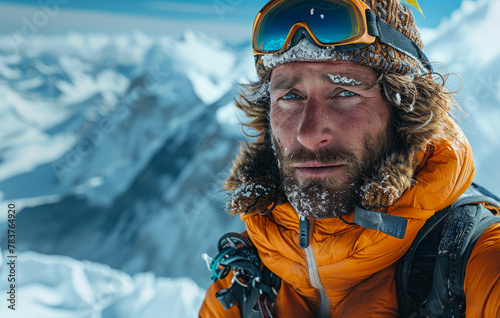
270;76;301;91
326;74;363;86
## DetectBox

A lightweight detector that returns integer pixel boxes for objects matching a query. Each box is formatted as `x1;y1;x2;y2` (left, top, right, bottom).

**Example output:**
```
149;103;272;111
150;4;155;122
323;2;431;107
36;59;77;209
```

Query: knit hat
254;0;428;77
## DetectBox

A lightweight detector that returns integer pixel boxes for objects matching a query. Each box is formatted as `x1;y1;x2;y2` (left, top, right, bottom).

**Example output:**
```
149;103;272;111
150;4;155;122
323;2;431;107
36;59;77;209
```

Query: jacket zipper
299;216;330;318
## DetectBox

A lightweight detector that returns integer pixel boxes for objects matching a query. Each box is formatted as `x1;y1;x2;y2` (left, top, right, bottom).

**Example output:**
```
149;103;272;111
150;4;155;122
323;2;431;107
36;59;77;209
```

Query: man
200;0;500;317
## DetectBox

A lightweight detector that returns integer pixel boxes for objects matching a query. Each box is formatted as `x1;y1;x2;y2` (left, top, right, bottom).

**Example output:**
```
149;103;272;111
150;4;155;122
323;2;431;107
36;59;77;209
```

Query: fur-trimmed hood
225;141;286;216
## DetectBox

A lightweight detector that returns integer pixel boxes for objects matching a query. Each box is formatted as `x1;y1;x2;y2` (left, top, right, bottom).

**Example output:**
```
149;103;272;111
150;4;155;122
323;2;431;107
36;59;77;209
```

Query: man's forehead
270;61;375;90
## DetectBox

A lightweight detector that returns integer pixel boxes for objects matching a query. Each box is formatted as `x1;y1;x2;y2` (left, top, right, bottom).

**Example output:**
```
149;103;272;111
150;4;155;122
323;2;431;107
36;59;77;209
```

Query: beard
272;130;392;219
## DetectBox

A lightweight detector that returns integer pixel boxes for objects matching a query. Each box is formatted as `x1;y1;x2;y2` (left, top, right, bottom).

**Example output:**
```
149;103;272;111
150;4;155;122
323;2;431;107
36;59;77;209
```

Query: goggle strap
366;10;379;38
375;16;432;72
289;28;321;50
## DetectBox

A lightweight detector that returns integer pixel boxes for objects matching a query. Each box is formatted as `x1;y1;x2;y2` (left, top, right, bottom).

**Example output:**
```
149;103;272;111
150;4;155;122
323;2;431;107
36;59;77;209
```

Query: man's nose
297;98;334;149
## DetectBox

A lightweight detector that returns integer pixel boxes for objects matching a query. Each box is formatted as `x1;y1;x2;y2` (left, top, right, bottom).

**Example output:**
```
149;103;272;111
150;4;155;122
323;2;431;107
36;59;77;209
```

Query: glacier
0;251;205;317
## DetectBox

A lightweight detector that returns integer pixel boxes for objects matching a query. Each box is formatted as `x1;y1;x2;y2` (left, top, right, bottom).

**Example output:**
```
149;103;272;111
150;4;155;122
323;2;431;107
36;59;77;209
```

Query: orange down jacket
199;137;500;317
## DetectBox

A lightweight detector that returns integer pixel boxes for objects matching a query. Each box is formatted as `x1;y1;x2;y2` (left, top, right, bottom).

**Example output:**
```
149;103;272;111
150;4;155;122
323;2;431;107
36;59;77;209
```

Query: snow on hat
255;0;428;77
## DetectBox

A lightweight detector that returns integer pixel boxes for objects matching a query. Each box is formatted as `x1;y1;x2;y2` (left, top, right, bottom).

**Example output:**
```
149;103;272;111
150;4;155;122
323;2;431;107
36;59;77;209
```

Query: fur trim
224;143;287;215
360;150;418;208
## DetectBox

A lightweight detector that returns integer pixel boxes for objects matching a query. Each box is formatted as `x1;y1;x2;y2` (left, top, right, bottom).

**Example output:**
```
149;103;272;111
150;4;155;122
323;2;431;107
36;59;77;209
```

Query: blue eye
281;92;299;100
338;91;357;97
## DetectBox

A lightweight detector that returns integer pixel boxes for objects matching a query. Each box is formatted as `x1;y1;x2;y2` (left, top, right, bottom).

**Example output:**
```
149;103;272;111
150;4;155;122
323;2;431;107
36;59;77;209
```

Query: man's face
269;61;392;218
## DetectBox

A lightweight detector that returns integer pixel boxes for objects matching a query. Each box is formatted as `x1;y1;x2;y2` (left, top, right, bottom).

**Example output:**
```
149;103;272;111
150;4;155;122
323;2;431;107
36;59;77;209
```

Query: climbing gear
204;232;281;317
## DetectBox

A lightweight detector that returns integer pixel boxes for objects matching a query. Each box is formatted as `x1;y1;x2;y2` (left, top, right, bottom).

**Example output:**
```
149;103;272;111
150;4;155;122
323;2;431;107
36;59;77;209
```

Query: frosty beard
271;132;391;219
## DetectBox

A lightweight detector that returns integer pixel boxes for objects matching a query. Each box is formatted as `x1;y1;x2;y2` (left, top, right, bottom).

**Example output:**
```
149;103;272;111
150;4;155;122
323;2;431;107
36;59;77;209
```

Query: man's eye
338;90;357;97
281;92;299;100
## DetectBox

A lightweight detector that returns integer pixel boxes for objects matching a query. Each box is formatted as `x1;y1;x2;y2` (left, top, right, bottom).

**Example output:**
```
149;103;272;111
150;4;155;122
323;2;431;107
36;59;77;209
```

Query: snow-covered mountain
0;30;253;288
424;0;500;193
0;251;205;318
0;0;500;316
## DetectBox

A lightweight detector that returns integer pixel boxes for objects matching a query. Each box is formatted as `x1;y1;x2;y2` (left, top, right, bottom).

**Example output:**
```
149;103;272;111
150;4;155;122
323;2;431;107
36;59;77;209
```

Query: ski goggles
252;0;431;70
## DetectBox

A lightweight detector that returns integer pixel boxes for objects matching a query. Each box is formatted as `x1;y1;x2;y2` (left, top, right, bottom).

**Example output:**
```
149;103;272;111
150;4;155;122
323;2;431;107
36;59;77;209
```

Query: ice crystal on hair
327;74;361;86
406;99;415;112
394;92;402;105
246;79;270;103
285;183;338;218
281;176;358;219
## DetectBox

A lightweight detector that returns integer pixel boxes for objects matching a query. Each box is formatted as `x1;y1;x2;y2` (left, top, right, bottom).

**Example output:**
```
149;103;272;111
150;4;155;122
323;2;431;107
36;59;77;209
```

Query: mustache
281;147;356;165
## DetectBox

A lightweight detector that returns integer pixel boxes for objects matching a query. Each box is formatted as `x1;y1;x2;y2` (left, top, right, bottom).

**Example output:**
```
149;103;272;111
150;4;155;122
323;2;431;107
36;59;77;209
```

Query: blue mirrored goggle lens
256;0;360;52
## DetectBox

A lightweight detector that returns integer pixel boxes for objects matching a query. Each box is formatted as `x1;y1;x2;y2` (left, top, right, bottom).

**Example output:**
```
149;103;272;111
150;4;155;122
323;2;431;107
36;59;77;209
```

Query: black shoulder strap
397;183;500;317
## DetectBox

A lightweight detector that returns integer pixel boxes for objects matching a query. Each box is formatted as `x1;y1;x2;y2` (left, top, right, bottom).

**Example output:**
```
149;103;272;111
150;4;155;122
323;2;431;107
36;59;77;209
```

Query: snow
260;37;429;75
0;251;205;318
0;0;500;316
261;38;346;70
327;74;361;86
0;30;249;313
245;79;270;104
424;0;500;193
171;30;237;105
0;30;250;211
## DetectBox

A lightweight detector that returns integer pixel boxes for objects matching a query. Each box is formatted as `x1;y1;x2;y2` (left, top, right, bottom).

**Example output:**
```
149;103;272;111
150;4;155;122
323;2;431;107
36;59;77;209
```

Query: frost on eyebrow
327;74;362;86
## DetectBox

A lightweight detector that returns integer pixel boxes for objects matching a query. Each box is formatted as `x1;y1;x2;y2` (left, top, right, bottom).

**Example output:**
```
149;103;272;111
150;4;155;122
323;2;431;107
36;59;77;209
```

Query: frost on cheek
327;74;361;86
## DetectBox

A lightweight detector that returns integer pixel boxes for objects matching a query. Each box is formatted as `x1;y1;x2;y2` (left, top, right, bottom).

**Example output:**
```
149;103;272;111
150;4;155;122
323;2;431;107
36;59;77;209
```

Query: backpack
207;183;500;318
396;183;500;317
